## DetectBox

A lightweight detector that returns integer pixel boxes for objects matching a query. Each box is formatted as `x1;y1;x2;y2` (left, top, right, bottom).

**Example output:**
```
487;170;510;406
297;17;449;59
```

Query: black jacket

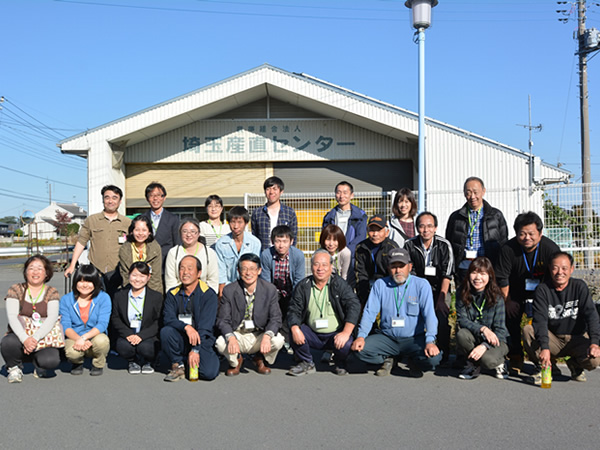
287;273;360;330
404;235;454;298
142;208;181;263
354;237;399;304
111;287;163;341
217;278;282;336
445;200;508;270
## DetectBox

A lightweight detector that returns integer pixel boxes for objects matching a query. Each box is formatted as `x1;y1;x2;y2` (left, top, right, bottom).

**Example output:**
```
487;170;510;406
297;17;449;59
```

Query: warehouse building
59;64;570;237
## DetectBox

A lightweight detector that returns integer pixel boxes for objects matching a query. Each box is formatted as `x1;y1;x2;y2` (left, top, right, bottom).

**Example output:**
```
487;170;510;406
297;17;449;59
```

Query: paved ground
0;260;599;449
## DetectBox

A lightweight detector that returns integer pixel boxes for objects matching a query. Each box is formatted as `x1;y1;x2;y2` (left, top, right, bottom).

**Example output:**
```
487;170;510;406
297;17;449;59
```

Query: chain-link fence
245;182;600;271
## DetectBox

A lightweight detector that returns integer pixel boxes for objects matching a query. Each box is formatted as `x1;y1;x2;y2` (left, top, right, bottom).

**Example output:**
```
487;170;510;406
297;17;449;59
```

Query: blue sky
1;0;598;219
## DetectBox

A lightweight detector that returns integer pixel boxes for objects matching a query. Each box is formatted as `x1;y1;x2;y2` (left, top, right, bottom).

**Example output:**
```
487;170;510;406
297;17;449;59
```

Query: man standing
161;255;220;382
352;248;441;377
445;177;508;285
495;211;560;373
141;182;180;263
214;206;261;298
523;252;600;384
65;185;131;296
216;254;285;376
287;249;360;376
404;212;454;364
322;181;367;257
251;176;298;250
354;215;399;307
260;225;306;342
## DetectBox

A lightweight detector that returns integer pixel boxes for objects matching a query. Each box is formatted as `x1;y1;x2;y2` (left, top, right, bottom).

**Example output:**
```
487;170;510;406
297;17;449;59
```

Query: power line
0;165;86;189
2;97;67;139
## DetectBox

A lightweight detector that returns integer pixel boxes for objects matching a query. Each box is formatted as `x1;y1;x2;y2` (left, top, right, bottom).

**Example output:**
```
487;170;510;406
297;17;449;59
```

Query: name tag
465;250;477;260
392;318;405;328
244;320;255;331
130;319;141;330
315;319;329;329
525;278;540;291
118;235;127;244
424;266;437;276
178;314;193;325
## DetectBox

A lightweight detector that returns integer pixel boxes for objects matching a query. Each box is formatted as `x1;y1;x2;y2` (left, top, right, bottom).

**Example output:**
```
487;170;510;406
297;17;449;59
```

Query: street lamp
405;0;437;212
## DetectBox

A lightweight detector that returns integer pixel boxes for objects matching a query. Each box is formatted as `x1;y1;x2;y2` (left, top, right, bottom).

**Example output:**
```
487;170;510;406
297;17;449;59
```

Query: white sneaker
7;366;23;383
495;362;508;380
141;363;154;375
459;361;480;380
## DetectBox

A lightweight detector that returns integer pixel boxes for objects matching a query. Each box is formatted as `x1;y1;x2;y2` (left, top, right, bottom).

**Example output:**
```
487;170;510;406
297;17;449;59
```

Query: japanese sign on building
125;119;405;163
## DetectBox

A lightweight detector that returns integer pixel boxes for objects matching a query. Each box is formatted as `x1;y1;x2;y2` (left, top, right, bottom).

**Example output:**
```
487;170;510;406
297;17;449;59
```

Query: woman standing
2;255;62;382
319;224;351;280
199;195;230;247
111;262;162;375
60;265;112;376
388;188;417;248
119;215;163;294
456;257;509;380
164;218;219;293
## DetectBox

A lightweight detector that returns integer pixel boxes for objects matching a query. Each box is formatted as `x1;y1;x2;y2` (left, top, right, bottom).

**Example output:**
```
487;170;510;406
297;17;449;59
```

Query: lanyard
179;292;193;314
312;285;329;318
184;243;200;256
467;208;481;247
333;251;340;273
208;219;223;239
151;212;161;232
133;242;146;261
27;284;45;311
244;292;255;319
129;291;145;318
371;245;380;274
473;297;486;320
522;246;539;277
394;276;410;317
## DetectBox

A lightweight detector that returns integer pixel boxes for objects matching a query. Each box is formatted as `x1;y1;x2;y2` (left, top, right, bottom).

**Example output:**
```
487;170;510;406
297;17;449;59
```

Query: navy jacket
322;204;367;255
142;208;181;263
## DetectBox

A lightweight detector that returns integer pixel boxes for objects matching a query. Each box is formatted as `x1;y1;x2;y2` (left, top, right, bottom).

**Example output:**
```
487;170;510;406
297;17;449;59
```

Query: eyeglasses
418;224;435;230
149;194;165;199
181;230;199;236
239;267;259;274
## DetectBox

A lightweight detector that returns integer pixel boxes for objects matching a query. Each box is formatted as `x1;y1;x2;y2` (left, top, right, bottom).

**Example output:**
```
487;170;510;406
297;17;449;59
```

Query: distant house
24;202;88;240
0;222;13;237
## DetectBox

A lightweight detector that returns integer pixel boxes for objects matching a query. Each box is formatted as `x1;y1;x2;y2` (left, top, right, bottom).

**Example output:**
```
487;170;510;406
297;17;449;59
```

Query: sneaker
333;363;348;376
529;366;542;386
164;363;185;382
33;368;47;379
141;363;154;375
459;361;481;380
7;366;23;383
375;357;394;377
567;359;586;382
495;362;508;380
71;363;84;376
90;366;103;376
288;361;316;377
128;362;142;375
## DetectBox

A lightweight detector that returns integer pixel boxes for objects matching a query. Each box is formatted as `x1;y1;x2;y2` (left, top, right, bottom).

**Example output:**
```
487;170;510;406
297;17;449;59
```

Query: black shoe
71;364;84;376
90;366;104;376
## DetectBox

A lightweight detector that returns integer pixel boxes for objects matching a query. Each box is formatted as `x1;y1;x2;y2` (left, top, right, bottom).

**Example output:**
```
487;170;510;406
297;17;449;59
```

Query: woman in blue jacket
59;265;111;376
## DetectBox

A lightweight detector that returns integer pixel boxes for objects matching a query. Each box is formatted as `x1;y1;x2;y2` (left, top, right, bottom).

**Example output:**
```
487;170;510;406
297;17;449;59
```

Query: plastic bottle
189;365;198;382
541;365;552;389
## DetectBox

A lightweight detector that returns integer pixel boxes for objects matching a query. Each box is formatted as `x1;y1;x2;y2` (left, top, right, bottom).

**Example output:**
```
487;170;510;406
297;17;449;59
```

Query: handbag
17;315;65;350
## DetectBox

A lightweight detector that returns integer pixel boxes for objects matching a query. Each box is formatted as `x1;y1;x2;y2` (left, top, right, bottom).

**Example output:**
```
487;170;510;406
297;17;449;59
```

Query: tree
0;216;18;224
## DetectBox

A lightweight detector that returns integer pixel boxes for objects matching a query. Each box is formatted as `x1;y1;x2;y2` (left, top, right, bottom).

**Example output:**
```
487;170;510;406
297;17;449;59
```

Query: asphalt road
0;263;598;450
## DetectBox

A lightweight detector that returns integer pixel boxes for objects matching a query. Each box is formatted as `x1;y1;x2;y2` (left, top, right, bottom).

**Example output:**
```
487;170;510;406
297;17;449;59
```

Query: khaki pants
65;334;110;369
522;325;600;370
216;331;285;367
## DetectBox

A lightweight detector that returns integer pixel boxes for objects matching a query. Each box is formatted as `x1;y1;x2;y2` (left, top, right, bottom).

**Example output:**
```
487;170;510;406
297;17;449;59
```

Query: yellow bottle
189;365;199;382
541;365;552;389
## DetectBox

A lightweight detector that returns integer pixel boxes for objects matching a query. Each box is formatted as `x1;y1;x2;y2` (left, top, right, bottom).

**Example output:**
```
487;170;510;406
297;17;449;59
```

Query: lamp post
405;0;437;213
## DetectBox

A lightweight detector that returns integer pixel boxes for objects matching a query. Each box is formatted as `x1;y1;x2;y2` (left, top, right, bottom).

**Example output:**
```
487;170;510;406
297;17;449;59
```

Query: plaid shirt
251;203;298;250
456;292;508;346
273;253;292;298
467;207;485;256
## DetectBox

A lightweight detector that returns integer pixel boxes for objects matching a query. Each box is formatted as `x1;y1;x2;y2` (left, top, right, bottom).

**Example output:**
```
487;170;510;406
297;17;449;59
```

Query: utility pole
577;0;593;267
517;95;542;187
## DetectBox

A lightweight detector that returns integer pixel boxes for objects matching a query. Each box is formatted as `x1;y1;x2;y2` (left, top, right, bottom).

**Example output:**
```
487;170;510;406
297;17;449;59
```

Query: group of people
3;176;599;386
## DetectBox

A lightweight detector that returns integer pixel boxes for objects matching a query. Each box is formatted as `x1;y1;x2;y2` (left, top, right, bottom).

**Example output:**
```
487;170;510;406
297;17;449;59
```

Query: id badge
424;266;437;276
465;250;477;259
130;319;141;330
244;320;255;331
31;312;42;327
392;318;405;328
315;319;329;329
525;278;540;291
118;235;127;244
178;314;193;325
